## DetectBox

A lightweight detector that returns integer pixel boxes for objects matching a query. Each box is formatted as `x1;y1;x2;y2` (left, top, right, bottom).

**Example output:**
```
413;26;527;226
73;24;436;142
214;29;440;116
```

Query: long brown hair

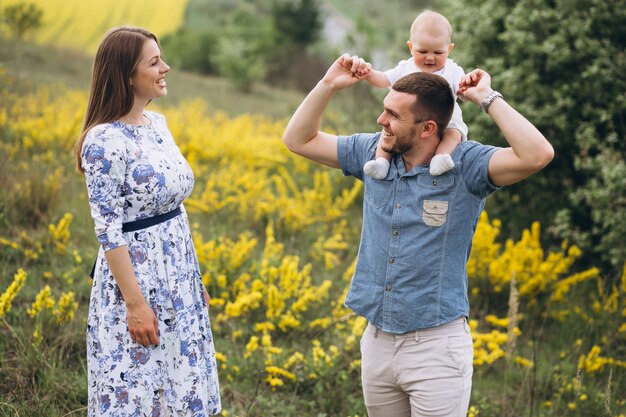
74;26;159;173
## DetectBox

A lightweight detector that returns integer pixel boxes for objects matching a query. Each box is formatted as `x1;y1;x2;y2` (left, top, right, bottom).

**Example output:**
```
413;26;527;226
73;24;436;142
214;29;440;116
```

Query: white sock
429;154;455;176
363;157;390;179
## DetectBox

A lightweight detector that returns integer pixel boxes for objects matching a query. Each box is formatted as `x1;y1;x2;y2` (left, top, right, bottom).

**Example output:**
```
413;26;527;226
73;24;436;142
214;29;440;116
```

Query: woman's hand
127;300;160;347
203;285;211;311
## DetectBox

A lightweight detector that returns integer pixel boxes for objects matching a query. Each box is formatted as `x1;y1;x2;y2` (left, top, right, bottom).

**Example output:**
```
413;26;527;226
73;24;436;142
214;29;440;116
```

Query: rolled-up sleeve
459;141;501;199
81;126;128;252
337;133;380;181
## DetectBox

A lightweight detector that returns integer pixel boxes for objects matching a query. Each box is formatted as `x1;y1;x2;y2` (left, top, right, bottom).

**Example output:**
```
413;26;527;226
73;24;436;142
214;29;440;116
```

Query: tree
271;0;321;47
214;9;273;92
446;0;626;274
3;2;43;40
160;28;219;75
263;0;325;89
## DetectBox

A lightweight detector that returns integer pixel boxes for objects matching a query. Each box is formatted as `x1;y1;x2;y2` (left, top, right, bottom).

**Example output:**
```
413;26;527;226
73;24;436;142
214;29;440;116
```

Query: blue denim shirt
338;132;500;333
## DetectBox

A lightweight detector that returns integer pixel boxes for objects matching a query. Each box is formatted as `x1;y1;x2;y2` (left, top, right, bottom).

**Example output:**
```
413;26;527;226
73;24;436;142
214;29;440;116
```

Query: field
1;2;625;416
2;0;188;53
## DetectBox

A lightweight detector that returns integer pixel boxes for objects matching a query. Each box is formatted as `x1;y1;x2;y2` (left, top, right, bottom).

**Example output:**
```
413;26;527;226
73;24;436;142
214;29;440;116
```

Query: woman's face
130;39;170;105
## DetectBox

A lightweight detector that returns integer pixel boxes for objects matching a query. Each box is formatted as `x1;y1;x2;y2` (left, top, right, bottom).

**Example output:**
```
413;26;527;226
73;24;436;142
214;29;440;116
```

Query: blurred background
0;0;624;416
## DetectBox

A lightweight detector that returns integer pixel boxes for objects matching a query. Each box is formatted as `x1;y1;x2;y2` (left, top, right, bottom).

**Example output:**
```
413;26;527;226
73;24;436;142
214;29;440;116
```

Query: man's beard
381;126;416;155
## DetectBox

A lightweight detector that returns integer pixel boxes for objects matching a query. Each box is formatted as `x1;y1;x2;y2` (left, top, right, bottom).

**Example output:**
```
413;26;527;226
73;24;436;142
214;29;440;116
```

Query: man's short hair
392;72;455;139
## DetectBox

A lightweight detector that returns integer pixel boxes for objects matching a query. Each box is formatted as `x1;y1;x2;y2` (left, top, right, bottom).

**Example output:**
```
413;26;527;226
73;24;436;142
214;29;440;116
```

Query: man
282;53;554;417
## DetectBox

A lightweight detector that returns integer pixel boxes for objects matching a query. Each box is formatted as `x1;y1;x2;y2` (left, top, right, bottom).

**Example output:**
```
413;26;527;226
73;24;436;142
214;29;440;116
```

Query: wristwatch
480;90;503;113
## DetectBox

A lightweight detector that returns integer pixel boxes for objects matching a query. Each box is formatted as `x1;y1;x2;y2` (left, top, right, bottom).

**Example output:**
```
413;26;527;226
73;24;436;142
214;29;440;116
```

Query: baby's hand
355;62;373;79
338;54;372;79
458;69;492;105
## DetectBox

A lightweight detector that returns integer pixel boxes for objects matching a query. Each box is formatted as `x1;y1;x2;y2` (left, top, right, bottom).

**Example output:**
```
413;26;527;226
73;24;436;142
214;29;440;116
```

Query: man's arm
282;54;369;168
458;69;554;186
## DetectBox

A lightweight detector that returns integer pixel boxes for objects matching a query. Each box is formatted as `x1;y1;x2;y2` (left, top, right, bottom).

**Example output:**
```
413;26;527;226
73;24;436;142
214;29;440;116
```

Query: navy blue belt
89;207;182;278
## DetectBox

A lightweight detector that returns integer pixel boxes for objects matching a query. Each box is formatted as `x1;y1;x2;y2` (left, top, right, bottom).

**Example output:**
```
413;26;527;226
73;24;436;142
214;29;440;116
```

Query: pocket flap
423;200;448;215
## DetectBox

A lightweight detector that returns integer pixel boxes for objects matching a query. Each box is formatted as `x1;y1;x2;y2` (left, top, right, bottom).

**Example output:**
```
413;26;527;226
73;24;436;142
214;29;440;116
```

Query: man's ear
420;120;438;138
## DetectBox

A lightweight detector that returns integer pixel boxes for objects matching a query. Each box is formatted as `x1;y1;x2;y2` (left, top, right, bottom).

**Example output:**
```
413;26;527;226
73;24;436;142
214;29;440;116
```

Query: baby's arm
363;138;392;179
361;67;393;178
445;101;468;141
429;129;461;176
437;129;462;155
364;69;391;88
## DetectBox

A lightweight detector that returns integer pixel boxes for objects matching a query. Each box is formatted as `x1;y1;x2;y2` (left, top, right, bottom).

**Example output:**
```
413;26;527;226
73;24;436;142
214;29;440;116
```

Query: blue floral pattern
81;111;221;416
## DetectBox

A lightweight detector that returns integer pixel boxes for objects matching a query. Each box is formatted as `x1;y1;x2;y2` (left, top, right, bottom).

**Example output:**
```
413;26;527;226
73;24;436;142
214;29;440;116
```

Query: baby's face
408;30;453;74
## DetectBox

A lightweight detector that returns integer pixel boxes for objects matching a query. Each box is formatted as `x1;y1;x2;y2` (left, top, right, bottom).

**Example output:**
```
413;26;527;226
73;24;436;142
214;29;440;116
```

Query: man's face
408;29;453;74
376;90;421;155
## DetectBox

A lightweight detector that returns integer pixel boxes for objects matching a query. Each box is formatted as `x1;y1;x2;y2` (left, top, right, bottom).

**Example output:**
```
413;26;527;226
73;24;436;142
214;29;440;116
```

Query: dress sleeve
81;126;128;252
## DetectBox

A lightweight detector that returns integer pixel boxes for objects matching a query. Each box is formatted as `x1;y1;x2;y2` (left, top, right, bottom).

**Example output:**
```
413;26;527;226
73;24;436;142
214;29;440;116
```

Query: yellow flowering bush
0;269;27;319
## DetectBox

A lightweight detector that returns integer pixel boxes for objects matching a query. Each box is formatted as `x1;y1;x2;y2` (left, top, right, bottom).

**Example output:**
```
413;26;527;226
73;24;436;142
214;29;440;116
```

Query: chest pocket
364;176;394;209
423;200;448;226
415;173;454;226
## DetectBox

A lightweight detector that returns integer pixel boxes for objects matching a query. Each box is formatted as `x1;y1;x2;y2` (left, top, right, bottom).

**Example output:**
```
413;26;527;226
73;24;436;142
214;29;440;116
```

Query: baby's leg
429;129;461;176
364;140;392;179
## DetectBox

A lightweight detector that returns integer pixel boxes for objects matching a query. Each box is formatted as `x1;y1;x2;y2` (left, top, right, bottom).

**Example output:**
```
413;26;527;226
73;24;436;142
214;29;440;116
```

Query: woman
75;27;221;416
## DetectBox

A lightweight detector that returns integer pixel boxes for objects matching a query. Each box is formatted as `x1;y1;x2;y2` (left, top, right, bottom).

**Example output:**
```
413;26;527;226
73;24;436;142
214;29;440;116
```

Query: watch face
481;91;501;113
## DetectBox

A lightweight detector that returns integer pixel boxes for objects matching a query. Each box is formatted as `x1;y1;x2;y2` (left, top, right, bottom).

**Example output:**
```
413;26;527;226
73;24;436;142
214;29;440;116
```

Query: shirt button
401;177;406;182
432;179;437;185
385;285;392;291
392;230;399;236
395;203;401;209
389;257;395;263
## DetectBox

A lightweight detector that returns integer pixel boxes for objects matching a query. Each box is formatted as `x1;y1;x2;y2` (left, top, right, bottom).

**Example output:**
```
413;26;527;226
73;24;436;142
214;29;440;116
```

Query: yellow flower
215;352;227;363
0;269;28;319
467;405;479;417
244;336;259;359
514;356;533;368
54;292;78;324
265;365;296;381
27;285;55;318
266;376;284;387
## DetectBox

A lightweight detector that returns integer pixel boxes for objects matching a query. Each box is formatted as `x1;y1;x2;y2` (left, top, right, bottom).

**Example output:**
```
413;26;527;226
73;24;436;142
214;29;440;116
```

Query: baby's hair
409;10;453;42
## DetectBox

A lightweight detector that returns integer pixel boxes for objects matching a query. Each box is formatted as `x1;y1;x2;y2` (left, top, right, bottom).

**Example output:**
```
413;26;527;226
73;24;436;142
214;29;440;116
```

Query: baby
363;10;467;178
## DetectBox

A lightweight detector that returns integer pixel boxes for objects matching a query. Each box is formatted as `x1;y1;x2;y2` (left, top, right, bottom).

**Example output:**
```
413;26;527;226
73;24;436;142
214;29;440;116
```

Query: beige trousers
360;318;473;417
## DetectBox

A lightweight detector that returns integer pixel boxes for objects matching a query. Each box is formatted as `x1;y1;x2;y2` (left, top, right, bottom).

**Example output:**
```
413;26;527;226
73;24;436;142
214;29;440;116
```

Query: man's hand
459;69;554;187
322;53;371;91
457;69;492;105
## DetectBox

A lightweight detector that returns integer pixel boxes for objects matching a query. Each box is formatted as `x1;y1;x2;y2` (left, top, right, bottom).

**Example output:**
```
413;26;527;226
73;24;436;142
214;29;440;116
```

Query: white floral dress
81;111;221;416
